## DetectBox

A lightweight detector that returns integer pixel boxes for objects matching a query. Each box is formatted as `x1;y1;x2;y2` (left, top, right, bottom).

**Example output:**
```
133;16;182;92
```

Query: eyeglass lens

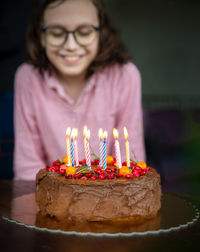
44;26;98;46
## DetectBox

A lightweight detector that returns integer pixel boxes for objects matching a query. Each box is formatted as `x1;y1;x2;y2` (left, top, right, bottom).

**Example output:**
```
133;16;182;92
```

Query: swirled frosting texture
36;168;161;222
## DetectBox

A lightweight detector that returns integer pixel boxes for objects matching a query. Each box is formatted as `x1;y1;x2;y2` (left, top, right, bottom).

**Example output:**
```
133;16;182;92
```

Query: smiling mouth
60;55;83;65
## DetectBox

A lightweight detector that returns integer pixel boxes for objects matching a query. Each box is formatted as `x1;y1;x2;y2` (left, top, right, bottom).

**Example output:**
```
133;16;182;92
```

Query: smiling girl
14;0;145;180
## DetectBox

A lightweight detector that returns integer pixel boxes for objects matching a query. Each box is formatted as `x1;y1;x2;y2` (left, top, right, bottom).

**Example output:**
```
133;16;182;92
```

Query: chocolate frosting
36;168;161;222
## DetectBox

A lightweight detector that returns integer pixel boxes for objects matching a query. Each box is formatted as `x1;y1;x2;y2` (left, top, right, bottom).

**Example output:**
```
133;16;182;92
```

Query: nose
63;33;79;50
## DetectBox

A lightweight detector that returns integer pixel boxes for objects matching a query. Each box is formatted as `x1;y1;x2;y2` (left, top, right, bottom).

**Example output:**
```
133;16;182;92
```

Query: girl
14;0;145;180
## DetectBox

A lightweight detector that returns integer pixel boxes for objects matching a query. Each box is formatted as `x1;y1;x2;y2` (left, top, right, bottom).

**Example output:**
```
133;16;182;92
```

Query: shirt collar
44;70;98;104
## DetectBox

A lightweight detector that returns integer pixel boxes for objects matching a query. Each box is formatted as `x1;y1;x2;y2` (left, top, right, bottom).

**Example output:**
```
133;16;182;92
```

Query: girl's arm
14;65;46;180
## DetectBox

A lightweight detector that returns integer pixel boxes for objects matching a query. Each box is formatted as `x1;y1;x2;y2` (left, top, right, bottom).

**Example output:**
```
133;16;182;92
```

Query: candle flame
83;126;88;136
75;128;78;137
71;128;76;139
66;127;71;136
124;127;128;139
86;129;90;139
113;128;119;138
103;131;108;139
98;128;103;139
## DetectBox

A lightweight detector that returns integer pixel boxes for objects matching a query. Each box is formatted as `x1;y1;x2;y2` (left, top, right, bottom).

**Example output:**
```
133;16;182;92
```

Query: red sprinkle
105;168;112;174
116;173;123;178
125;174;134;179
134;166;142;172
80;159;86;165
140;170;146;176
108;173;116;179
49;166;59;172
144;167;150;172
130;162;137;168
99;172;106;180
111;167;116;173
52;160;60;166
112;158;117;165
46;165;50;171
91;175;97;180
132;171;140;177
73;173;83;179
59;168;66;175
93;159;100;165
65;175;72;179
85;173;92;178
94;168;102;175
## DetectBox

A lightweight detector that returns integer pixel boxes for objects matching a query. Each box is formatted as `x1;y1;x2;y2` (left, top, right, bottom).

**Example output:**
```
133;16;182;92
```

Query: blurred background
0;0;200;196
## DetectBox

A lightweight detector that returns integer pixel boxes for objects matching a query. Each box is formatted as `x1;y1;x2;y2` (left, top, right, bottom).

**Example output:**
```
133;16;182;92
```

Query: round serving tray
2;193;199;237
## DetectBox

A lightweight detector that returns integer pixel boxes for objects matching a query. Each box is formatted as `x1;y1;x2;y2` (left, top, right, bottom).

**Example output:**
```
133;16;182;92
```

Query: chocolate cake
35;209;161;233
36;165;161;223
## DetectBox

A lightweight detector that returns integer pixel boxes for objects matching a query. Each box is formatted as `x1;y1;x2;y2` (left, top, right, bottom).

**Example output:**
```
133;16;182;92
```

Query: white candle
113;128;122;169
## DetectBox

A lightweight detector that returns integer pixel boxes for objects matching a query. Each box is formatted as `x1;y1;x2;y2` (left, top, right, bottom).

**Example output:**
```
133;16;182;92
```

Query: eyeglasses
41;25;100;47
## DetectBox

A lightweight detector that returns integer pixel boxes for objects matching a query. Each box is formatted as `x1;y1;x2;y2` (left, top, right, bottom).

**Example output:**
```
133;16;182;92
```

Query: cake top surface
36;155;160;188
36;166;160;185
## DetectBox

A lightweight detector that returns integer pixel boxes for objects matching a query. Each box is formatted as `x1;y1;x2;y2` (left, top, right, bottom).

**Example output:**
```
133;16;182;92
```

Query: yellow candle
124;127;130;167
66;127;71;166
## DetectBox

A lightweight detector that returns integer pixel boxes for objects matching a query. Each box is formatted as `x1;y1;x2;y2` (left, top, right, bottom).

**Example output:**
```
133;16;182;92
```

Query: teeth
64;56;79;61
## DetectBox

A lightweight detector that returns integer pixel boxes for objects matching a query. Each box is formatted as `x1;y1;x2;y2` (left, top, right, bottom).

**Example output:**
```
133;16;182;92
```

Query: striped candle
115;139;122;169
70;133;75;167
113;128;122;169
86;130;91;169
98;128;104;167
103;131;108;169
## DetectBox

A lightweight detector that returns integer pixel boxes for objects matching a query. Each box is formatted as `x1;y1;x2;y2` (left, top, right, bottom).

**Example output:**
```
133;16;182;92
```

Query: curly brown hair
26;0;131;77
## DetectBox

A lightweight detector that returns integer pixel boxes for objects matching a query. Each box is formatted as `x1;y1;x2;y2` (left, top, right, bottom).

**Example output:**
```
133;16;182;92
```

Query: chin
60;69;87;78
58;63;90;78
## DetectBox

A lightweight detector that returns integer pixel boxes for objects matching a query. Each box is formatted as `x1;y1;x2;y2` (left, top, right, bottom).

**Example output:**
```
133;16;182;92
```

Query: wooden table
0;179;200;252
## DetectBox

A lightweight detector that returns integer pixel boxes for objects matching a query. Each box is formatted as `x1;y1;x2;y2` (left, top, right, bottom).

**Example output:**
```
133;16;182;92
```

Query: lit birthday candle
124;127;130;167
70;128;75;167
103;131;108;169
66;127;71;166
113;128;122;169
98;128;104;167
83;126;88;160
74;128;79;167
85;129;91;168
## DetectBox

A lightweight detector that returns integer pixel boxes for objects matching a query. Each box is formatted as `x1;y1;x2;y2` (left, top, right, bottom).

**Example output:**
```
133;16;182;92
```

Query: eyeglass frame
41;25;101;47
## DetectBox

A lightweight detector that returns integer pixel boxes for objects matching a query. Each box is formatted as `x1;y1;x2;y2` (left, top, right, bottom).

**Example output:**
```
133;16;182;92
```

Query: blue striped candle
103;131;108;169
70;138;75;167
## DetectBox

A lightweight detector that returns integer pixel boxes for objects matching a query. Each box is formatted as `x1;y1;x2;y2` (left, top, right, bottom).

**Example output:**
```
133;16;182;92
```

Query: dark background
0;0;200;196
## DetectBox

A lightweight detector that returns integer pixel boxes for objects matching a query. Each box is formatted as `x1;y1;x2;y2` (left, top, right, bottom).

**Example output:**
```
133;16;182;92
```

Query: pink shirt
14;62;145;180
